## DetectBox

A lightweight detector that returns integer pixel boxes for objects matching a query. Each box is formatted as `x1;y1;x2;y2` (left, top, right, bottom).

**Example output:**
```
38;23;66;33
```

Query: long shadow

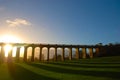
7;62;58;80
61;60;120;64
46;62;120;68
53;61;120;64
27;63;120;80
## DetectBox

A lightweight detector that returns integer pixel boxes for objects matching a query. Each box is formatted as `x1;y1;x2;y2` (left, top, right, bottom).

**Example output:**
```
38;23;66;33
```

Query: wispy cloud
6;18;31;27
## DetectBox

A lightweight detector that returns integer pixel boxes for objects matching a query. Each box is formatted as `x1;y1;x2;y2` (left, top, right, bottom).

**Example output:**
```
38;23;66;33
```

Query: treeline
98;43;120;57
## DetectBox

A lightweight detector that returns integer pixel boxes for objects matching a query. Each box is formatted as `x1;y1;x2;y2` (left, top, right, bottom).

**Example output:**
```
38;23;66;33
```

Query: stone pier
7;48;13;62
69;48;72;60
31;47;35;62
62;48;65;61
16;47;20;62
0;46;5;63
76;48;79;59
24;47;27;62
39;47;42;61
89;48;93;58
47;47;49;61
54;47;57;61
82;48;86;59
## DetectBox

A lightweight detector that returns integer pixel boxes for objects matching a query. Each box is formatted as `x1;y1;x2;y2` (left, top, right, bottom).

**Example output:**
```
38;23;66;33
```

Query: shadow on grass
27;63;120;80
46;62;120;68
55;61;120;64
7;62;58;80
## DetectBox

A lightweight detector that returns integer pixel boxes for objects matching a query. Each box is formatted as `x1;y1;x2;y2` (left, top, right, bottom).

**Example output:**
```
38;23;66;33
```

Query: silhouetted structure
0;43;120;63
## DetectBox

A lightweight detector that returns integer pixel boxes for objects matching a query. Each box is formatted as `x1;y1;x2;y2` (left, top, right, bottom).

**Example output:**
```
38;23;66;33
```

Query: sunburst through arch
0;34;23;57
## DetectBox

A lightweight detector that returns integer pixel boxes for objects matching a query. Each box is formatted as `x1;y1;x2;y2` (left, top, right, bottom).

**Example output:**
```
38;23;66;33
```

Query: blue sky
0;0;120;45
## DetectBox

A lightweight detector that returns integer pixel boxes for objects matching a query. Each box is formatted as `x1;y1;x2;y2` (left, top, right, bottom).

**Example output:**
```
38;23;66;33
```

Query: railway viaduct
0;43;102;62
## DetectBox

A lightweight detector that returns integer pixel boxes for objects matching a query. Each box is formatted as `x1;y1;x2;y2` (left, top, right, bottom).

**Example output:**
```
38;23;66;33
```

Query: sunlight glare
4;44;12;57
0;35;22;43
12;47;17;57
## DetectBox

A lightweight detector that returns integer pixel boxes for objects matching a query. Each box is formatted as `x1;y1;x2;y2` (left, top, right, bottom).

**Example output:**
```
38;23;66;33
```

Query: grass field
0;56;120;80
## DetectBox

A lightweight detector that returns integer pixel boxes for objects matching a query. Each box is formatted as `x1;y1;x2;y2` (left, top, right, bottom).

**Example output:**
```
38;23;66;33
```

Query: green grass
0;56;120;80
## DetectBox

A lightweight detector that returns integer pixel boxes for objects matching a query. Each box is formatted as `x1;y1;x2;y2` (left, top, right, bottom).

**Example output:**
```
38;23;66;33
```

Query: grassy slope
0;56;120;80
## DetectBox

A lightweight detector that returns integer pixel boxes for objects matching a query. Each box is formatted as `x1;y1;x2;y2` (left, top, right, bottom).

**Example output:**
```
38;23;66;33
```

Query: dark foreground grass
0;56;120;80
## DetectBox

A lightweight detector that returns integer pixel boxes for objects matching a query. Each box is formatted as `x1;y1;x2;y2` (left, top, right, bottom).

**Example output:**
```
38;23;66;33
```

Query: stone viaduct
0;43;101;62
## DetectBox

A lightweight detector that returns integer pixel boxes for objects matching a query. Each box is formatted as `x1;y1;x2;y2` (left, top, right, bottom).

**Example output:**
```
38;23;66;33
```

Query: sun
0;35;22;43
0;34;23;57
